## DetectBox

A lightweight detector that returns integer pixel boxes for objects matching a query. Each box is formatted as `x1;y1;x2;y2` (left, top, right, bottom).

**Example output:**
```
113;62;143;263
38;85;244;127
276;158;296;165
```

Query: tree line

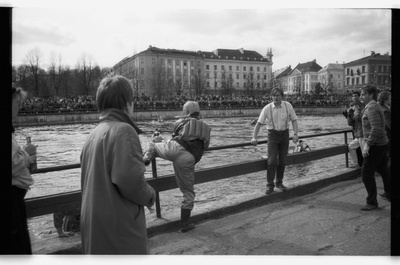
12;47;112;98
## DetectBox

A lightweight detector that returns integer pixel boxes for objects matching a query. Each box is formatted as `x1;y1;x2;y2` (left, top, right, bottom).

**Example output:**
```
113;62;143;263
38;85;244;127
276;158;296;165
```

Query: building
317;63;345;94
287;60;322;95
273;66;292;94
113;46;273;99
343;51;391;92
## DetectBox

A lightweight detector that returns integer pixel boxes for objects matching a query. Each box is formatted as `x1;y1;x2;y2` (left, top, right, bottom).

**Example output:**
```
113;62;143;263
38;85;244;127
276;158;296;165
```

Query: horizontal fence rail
25;129;353;218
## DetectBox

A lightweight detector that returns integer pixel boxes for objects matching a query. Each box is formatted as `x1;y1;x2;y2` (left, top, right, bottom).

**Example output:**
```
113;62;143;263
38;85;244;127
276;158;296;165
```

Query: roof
274;66;292;78
318;63;344;73
344;53;391;67
289;60;322;75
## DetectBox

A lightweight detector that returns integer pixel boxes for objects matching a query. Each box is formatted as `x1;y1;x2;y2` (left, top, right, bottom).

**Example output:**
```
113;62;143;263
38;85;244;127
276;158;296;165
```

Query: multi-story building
343;51;391;92
113;46;273;98
317;63;345;94
287;60;322;95
273;66;292;94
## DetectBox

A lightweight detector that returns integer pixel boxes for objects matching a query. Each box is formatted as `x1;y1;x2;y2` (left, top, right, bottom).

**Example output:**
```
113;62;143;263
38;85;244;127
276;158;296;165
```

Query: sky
7;0;395;73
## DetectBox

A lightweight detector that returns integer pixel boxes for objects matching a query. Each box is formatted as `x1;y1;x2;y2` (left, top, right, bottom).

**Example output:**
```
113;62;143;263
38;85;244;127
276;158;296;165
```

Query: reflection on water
14;115;352;199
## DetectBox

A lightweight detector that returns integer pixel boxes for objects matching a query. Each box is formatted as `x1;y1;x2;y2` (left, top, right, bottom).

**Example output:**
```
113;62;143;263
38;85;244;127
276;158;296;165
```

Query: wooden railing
25;129;352;219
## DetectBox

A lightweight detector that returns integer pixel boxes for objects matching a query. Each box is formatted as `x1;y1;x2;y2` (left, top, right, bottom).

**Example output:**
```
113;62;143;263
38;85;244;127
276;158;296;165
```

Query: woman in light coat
80;75;155;254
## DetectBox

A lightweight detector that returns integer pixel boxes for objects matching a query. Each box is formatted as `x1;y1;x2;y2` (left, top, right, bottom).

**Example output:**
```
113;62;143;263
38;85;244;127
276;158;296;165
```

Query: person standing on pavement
143;101;211;232
10;86;34;254
377;90;391;165
251;87;299;195
80;75;156;254
359;85;391;211
346;91;365;168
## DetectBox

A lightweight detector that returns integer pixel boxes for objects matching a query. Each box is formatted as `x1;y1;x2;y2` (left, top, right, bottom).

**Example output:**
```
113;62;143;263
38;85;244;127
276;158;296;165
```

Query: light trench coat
80;108;155;254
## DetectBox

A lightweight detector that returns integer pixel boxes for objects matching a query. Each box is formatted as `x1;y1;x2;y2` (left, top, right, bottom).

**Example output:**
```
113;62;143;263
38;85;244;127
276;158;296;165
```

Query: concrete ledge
46;168;360;254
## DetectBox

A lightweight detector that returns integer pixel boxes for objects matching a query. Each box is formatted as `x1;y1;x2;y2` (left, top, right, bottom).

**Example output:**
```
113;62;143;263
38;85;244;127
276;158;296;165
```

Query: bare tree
148;62;167;100
192;68;207;97
75;52;95;96
60;65;72;97
24;47;43;96
48;52;63;96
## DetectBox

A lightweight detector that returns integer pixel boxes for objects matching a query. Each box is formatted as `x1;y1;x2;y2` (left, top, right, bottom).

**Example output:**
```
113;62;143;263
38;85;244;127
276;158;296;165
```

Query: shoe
379;193;391;202
276;184;287;192
360;204;378;211
180;209;195;233
265;188;274;195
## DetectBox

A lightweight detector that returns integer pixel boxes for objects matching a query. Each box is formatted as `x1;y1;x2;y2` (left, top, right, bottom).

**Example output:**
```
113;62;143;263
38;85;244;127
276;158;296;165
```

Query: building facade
317;63;345;94
273;66;292;94
343;51;391;92
113;46;273;99
287;60;322;95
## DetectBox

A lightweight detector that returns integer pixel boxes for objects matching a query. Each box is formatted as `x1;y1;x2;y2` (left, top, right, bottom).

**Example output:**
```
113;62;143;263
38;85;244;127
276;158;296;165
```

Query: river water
14;114;352;201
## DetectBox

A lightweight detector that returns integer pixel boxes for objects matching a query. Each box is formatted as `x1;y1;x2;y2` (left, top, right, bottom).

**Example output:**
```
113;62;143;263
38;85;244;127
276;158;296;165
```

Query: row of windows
346;65;391;75
206;72;268;80
206;81;268;88
206;65;267;72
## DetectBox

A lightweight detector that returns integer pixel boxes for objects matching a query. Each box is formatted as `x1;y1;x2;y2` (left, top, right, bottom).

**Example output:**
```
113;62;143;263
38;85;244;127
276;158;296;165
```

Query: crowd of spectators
18;91;371;115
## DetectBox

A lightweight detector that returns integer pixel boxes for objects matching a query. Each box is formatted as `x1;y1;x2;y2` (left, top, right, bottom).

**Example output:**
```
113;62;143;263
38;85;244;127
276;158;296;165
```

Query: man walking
251;87;299;195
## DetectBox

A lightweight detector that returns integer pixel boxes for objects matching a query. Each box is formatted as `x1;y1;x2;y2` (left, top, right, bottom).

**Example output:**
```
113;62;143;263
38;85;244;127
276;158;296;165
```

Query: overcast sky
8;1;394;72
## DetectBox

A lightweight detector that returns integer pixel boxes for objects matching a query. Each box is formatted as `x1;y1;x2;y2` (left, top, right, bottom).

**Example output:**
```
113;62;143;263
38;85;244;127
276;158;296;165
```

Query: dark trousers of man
361;143;390;206
9;186;32;254
267;129;289;189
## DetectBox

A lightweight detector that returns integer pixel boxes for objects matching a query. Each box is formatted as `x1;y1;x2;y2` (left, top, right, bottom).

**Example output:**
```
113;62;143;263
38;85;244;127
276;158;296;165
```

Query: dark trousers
361;143;391;206
267;129;289;188
10;186;32;254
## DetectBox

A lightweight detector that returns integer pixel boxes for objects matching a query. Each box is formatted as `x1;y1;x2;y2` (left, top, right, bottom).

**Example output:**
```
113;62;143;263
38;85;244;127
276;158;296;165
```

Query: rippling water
14;114;352;200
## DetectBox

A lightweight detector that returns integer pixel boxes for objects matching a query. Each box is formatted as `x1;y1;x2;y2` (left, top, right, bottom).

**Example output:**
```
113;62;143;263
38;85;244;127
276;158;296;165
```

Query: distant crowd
18;92;367;114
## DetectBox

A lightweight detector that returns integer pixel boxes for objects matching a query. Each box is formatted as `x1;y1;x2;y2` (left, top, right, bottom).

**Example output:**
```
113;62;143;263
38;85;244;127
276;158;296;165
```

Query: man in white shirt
251;87;299;194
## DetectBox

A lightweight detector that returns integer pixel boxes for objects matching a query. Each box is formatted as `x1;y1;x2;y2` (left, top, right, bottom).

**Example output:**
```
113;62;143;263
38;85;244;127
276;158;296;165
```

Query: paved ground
29;170;394;257
148;177;391;255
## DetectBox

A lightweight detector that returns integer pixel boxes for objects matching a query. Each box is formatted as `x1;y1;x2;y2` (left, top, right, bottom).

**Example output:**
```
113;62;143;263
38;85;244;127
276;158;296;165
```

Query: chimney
370;51;375;56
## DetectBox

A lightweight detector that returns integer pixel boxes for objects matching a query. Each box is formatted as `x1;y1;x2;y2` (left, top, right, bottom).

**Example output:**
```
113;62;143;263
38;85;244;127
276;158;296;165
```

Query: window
264;67;267;72
167;59;172;64
362;76;366;84
330;74;333;79
236;66;239;71
383;66;387;73
229;74;232;79
264;75;267;80
338;82;341;89
141;58;144;64
214;65;217;70
347;68;350;75
378;65;382;73
207;81;210;87
183;61;187;67
362;66;365;73
222;74;225;79
250;66;253;71
206;73;210;78
229;65;232;71
140;68;144;74
257;67;260;72
236;74;239;79
236;82;239;87
243;66;246;71
243;74;247;79
221;65;225;71
206;65;210;70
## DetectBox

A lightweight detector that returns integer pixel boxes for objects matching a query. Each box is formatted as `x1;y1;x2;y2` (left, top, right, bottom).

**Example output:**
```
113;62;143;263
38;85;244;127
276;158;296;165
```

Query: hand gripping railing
25;129;353;219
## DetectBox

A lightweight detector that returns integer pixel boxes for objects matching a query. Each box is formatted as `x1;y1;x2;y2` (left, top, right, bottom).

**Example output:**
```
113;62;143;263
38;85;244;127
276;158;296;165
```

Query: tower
266;48;273;61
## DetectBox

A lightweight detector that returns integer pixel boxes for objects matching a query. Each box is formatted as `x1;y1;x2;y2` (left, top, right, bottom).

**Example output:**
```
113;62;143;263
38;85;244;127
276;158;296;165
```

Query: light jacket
80;108;155;254
12;134;33;190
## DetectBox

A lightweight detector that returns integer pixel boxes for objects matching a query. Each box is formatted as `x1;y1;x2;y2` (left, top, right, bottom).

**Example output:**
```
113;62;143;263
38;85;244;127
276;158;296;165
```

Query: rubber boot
180;208;195;232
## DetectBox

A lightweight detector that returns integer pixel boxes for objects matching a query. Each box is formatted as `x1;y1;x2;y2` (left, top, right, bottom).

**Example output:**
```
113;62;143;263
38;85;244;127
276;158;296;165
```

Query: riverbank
15;107;344;127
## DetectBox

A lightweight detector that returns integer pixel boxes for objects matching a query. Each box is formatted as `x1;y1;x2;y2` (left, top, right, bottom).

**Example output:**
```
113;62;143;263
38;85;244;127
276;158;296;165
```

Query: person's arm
111;126;155;207
292;120;299;143
251;122;262;145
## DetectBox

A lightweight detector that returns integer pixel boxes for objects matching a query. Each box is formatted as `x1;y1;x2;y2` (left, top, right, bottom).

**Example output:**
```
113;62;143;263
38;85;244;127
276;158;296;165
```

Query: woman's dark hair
378;91;391;106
